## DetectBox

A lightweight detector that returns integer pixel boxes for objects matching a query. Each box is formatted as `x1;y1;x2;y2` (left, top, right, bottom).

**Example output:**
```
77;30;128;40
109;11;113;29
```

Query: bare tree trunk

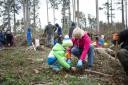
96;0;99;33
23;0;26;32
68;0;71;27
46;0;49;24
23;0;25;28
72;0;76;22
26;0;30;29
107;0;110;24
125;0;127;29
7;0;11;31
122;0;125;29
39;18;41;29
77;0;79;26
62;0;66;30
13;0;16;34
23;0;30;32
72;0;74;22
84;19;86;29
110;0;113;24
33;0;36;28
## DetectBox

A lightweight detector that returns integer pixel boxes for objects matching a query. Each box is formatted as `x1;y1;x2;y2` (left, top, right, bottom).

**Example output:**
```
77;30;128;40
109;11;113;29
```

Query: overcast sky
39;0;122;28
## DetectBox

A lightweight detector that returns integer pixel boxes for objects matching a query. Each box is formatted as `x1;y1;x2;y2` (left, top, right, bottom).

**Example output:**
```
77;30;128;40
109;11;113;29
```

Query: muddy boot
82;61;87;69
87;65;92;71
52;66;60;72
51;63;61;72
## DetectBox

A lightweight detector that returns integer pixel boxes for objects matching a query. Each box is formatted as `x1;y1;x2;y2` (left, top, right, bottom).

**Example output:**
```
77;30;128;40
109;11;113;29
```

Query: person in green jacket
47;35;76;72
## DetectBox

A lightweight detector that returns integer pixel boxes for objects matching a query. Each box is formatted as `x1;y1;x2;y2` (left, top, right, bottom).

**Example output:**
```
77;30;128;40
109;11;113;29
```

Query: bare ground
0;46;128;85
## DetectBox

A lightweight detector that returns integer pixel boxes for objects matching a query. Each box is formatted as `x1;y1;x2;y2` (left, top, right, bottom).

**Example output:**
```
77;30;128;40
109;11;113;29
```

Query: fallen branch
84;69;113;77
15;69;24;81
3;47;16;50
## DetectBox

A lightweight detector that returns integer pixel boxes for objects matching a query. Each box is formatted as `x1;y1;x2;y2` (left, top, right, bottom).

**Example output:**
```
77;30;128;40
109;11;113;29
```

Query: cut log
85;69;113;77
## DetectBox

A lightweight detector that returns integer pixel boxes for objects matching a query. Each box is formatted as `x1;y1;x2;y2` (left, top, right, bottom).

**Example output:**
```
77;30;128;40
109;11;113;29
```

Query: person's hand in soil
71;67;77;72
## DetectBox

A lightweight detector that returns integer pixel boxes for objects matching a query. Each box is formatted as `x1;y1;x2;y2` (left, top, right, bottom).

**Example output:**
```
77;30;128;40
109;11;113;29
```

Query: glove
67;59;71;65
77;60;83;68
65;52;71;59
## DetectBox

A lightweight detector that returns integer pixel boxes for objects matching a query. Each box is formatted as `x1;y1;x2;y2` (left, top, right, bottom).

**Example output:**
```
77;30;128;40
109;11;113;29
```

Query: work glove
77;60;83;68
67;59;71;65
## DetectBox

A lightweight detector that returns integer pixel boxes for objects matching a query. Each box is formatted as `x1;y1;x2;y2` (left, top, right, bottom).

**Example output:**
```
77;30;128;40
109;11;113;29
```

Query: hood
52;43;65;51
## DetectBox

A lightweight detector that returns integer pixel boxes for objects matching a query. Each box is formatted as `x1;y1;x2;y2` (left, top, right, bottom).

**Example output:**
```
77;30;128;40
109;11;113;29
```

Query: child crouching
47;35;76;72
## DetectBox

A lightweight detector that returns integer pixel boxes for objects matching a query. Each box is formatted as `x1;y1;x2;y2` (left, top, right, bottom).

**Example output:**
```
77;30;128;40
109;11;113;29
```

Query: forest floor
0;45;128;85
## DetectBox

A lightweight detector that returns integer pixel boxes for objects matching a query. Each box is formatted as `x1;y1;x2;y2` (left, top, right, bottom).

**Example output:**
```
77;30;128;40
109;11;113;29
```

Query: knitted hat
62;35;73;47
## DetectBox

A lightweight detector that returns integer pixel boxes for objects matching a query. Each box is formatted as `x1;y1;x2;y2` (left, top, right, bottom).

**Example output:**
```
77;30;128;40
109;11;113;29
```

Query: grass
0;47;98;85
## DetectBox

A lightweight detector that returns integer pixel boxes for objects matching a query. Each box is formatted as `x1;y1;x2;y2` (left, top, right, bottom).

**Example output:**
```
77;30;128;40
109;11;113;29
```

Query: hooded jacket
50;43;71;69
118;29;128;50
55;24;62;36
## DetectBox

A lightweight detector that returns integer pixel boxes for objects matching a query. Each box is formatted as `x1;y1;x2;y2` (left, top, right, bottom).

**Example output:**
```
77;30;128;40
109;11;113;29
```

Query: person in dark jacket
54;23;62;45
5;30;14;47
68;22;76;38
55;23;62;36
112;29;128;76
44;22;55;47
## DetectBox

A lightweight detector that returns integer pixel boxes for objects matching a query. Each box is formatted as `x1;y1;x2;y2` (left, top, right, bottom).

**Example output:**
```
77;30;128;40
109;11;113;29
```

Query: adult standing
68;22;76;38
44;22;55;47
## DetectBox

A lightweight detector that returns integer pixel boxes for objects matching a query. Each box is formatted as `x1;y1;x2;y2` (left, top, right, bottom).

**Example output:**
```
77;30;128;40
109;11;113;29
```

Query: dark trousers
46;34;53;46
6;34;13;46
117;49;128;75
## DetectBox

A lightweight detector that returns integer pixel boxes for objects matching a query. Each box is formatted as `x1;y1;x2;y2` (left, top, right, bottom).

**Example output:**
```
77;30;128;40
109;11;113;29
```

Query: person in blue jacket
0;30;4;49
26;27;32;46
98;35;105;47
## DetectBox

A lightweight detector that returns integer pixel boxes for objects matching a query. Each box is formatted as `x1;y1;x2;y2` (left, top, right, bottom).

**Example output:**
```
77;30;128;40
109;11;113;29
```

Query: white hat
62;35;73;47
101;35;104;39
64;35;69;40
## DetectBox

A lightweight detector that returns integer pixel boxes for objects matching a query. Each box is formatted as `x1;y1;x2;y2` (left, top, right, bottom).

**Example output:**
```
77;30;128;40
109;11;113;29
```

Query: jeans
71;45;94;67
27;39;32;46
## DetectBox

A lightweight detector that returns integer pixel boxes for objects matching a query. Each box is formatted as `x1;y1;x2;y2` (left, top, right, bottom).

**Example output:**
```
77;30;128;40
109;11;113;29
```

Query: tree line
0;0;127;35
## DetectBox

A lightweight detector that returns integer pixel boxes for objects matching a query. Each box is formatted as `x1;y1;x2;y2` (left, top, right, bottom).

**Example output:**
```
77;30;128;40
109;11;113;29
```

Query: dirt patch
0;47;127;85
